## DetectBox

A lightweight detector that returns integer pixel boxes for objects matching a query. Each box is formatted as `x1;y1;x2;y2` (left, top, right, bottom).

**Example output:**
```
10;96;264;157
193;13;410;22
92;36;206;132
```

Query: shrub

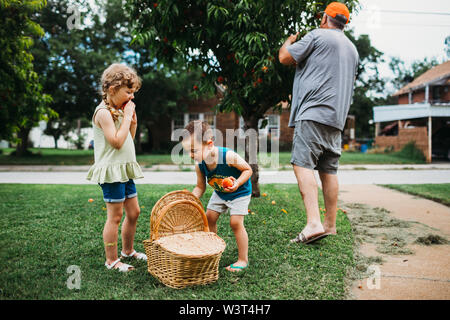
395;141;425;161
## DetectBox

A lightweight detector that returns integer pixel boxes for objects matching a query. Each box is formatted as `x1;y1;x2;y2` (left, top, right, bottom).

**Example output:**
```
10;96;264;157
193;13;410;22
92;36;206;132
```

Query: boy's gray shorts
207;192;251;216
290;120;342;174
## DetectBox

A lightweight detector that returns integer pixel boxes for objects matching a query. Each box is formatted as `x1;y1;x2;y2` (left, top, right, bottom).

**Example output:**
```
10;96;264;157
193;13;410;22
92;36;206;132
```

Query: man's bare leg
319;171;338;235
293;165;325;239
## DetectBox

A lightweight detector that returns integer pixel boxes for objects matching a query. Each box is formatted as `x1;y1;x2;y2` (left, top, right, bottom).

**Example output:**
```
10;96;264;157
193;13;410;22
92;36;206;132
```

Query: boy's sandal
121;250;147;261
105;258;134;272
290;232;328;244
226;263;248;272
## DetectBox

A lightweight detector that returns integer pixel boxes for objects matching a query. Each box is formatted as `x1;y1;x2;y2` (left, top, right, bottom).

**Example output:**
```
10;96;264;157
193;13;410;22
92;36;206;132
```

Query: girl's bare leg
121;196;141;255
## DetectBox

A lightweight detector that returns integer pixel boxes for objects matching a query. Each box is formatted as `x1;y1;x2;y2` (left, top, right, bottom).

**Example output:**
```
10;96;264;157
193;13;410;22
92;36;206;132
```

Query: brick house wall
413;89;425;103
442;86;450;101
375;126;429;162
397;85;450;105
178;98;293;149
397;94;409;105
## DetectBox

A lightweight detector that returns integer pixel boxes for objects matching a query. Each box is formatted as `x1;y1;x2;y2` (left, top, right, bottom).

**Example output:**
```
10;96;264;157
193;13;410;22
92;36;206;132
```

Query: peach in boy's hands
222;176;238;193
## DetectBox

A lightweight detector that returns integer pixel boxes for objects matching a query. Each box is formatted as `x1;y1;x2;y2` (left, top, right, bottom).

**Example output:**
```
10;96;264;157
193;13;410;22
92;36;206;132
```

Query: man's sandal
290;232;328;244
105;258;134;272
120;250;147;261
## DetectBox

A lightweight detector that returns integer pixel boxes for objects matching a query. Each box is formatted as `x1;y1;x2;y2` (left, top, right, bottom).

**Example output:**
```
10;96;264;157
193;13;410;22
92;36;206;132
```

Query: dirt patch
343;202;443;257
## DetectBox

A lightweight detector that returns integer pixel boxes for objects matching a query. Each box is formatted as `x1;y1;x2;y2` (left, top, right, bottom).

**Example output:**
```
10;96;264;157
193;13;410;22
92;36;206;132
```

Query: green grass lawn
382;184;450;207
0;184;355;300
0;147;426;166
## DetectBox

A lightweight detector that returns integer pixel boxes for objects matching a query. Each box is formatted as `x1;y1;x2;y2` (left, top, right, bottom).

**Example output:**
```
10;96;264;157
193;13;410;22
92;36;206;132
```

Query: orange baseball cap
324;2;350;24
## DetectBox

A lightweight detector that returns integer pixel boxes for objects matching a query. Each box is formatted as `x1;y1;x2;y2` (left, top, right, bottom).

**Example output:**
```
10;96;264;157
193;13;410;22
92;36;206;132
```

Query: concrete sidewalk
1;163;450;172
1;169;450;184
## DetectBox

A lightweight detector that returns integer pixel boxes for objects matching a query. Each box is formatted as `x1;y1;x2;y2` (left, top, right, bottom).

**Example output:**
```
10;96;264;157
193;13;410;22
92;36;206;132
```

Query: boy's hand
223;176;239;193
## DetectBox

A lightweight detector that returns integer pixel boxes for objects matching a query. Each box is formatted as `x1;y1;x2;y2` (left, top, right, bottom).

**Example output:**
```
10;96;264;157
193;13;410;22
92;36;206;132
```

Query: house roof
393;60;450;96
373;103;450;122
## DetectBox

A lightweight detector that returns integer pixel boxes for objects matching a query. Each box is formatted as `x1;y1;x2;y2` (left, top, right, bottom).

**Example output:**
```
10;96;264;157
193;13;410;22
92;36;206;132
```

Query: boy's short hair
184;120;214;143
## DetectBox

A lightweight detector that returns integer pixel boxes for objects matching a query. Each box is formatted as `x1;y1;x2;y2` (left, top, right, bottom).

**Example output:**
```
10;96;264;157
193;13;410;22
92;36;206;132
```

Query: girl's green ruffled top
86;103;144;184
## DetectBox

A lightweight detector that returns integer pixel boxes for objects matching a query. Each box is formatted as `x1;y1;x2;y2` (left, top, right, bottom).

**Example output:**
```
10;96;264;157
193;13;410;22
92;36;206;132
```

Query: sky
348;0;450;82
83;0;449;90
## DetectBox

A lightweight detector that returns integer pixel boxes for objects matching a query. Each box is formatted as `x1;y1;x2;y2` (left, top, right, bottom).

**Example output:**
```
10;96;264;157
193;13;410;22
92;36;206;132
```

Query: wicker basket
144;190;226;289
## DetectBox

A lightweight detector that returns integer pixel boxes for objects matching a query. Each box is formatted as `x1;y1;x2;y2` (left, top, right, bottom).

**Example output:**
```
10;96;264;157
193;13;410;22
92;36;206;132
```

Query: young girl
182;120;252;272
86;63;146;272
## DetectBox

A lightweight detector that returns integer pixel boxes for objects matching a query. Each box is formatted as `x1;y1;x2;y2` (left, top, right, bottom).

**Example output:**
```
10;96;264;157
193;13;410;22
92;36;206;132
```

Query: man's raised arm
278;32;299;65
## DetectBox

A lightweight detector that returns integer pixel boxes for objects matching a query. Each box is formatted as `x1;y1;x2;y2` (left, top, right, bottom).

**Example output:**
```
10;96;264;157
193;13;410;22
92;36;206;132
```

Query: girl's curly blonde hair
100;63;142;121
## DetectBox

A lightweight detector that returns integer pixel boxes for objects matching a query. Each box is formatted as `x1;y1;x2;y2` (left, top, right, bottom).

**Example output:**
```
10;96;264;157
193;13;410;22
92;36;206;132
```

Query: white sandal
105;258;134;272
121;250;147;261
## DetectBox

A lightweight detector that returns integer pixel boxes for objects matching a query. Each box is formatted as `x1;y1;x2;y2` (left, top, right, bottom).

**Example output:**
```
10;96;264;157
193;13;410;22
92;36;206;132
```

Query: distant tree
346;31;385;139
389;56;440;90
0;0;54;155
130;63;203;153
32;0;197;152
126;0;359;197
445;35;450;59
31;0;123;149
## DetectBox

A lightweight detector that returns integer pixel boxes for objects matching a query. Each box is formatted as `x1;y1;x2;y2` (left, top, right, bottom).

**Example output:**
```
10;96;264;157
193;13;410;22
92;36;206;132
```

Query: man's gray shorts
291;120;342;174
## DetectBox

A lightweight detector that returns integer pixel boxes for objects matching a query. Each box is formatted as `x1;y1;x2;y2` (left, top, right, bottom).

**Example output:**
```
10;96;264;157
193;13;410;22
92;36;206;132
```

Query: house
169;97;294;152
373;60;450;162
168;97;356;153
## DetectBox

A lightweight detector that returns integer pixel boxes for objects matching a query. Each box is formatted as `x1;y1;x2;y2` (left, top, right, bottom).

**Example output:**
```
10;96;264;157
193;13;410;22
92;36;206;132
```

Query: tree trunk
16;127;31;157
147;123;156;152
243;114;260;198
53;135;58;149
135;125;142;154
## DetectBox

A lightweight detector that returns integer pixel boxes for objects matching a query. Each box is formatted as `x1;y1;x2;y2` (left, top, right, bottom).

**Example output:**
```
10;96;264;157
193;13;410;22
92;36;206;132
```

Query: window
171;112;216;140
172;113;185;131
258;114;280;138
432;86;441;103
204;113;216;130
266;114;280;138
189;113;200;122
238;114;280;138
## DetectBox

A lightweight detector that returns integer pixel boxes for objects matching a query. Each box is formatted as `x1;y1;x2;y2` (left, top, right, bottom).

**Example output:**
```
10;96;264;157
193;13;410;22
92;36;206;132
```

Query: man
278;2;359;244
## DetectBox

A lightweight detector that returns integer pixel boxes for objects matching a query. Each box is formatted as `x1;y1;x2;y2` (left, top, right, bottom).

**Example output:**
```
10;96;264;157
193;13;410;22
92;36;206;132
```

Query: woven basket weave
144;190;226;289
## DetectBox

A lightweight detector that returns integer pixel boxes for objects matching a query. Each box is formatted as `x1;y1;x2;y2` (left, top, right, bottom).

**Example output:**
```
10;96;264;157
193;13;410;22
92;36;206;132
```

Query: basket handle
152;199;209;241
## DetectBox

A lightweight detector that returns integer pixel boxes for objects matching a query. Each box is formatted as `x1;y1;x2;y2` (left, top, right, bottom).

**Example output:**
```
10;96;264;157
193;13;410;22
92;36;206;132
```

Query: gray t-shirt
287;28;359;131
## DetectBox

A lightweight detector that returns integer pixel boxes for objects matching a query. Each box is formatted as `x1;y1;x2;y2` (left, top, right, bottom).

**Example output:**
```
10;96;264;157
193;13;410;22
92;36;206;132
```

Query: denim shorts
291;120;342;174
99;179;137;203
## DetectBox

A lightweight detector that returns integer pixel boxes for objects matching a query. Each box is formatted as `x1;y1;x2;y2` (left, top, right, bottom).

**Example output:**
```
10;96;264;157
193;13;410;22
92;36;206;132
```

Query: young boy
182;120;252;272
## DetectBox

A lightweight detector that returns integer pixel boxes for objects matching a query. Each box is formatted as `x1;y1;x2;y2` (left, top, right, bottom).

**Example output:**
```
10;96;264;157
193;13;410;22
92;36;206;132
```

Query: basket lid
154;231;226;258
151;199;209;241
150;190;204;236
151;190;202;217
